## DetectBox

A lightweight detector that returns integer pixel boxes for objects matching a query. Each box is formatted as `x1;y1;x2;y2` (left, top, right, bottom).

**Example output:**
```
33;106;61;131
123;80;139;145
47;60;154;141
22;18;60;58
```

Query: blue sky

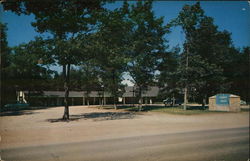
154;1;250;49
1;1;250;48
1;1;250;86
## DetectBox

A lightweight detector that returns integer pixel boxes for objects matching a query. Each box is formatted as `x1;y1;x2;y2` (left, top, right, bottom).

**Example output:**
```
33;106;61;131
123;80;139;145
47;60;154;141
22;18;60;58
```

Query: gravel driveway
0;105;249;149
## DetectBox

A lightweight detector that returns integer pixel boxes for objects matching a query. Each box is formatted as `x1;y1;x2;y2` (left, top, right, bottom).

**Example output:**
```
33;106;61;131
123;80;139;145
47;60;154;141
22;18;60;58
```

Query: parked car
240;100;247;105
3;101;29;110
163;98;183;106
163;98;172;105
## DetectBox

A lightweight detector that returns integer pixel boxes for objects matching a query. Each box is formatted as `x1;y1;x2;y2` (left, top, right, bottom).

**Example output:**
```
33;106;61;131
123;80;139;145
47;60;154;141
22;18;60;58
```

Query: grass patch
91;105;243;115
113;105;228;115
151;107;217;115
94;105;117;110
240;107;250;112
0;106;31;112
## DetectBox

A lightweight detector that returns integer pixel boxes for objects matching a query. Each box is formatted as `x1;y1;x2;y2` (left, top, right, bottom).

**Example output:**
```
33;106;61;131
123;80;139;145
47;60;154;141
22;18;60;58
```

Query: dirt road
0;106;249;160
2;127;249;161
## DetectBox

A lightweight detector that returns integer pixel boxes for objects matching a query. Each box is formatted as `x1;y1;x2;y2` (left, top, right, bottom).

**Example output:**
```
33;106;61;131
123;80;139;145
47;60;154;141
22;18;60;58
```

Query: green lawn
150;106;223;115
99;105;228;115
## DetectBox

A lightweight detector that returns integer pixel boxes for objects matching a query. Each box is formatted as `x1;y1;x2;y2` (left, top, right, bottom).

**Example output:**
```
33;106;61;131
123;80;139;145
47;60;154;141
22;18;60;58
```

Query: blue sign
216;94;230;106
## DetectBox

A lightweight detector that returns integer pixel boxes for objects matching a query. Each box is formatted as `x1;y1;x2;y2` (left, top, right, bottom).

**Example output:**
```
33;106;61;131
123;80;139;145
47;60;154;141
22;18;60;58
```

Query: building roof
209;94;240;98
123;86;159;97
42;91;112;98
25;86;160;98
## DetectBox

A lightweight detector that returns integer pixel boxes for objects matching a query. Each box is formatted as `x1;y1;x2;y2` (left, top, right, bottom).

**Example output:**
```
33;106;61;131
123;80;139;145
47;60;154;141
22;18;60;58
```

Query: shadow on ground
47;112;136;123
185;105;208;110
0;110;38;116
0;106;59;117
117;104;208;112
113;104;165;112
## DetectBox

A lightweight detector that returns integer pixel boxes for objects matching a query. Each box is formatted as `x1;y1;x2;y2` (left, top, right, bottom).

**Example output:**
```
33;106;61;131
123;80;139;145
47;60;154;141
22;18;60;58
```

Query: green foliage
6;44;54;89
127;1;168;106
2;1;249;109
2;0;106;36
1;23;10;75
157;47;182;100
168;2;205;38
87;2;133;106
1;23;11;67
228;47;250;103
1;36;54;106
1;23;52;106
2;0;108;118
2;0;109;66
166;2;234;104
71;62;102;91
1;23;14;106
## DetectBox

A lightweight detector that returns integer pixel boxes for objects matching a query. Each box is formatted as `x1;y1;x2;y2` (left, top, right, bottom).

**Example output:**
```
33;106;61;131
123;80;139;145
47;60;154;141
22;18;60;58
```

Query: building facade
24;86;160;106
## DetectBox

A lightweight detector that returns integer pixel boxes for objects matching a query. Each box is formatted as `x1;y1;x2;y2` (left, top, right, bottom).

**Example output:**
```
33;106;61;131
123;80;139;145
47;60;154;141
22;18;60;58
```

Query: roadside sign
216;94;230;106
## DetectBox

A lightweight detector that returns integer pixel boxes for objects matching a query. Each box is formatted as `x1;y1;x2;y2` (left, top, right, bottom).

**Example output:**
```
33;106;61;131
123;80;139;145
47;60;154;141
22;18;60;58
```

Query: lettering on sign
216;94;230;106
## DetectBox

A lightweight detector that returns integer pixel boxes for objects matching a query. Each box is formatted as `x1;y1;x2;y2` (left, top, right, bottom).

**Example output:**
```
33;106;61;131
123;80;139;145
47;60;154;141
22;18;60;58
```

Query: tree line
1;1;249;119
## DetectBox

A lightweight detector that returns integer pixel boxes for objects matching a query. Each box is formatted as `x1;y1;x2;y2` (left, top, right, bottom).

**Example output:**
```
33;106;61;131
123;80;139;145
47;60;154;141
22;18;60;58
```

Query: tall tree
3;0;107;119
68;61;102;106
90;2;132;109
127;0;167;111
190;16;234;105
168;2;233;108
1;40;53;107
8;43;53;92
168;2;205;109
157;47;181;104
1;23;14;106
80;61;102;106
229;47;250;103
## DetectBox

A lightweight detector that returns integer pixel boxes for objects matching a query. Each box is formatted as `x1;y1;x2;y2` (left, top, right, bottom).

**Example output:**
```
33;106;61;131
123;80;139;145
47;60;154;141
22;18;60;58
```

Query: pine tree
168;2;234;108
2;0;107;119
127;0;168;111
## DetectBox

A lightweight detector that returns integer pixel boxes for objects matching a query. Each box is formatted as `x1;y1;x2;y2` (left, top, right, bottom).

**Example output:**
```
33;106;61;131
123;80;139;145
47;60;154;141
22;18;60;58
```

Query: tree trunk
112;70;117;110
63;64;70;120
138;87;142;111
87;97;90;106
99;98;101;106
28;90;30;104
172;95;175;107
202;99;205;108
132;86;135;107
184;87;188;110
113;96;117;110
202;95;207;109
184;41;189;111
138;98;142;111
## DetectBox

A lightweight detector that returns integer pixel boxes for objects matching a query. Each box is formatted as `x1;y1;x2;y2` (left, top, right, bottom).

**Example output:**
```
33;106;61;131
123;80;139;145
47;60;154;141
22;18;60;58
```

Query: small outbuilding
209;94;241;112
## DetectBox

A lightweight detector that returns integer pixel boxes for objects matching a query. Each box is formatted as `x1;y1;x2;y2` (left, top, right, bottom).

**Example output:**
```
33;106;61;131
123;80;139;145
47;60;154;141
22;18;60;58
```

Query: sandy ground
0;105;249;149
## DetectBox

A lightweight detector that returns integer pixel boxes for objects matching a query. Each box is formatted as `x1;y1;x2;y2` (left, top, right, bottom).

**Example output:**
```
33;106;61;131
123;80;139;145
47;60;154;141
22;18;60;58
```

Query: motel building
24;86;160;107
